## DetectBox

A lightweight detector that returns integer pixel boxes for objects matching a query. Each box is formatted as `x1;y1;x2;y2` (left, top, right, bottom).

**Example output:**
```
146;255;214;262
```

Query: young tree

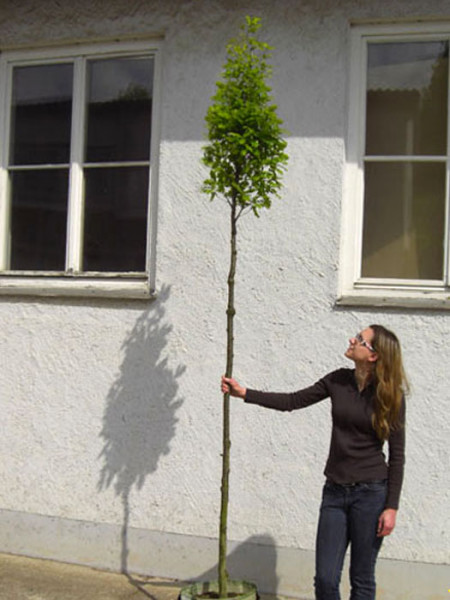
203;16;288;598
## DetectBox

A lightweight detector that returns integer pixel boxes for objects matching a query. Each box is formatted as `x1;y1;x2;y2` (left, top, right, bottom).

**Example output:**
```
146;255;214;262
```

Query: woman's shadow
97;284;184;587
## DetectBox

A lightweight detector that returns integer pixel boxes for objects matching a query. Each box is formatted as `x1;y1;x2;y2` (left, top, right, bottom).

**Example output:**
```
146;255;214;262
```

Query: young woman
221;324;408;600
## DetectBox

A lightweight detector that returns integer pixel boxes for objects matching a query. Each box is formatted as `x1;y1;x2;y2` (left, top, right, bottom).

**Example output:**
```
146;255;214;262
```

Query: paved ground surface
0;553;185;600
0;553;292;600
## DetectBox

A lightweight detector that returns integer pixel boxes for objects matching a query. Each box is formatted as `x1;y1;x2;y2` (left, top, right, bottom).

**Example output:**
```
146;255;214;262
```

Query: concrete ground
0;552;185;600
0;553;293;600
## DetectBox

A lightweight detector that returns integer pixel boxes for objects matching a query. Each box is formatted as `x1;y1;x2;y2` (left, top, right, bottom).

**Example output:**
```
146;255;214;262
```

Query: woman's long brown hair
370;324;408;441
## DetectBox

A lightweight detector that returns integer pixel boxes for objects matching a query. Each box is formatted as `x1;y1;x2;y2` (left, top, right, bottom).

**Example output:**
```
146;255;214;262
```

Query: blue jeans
314;480;387;600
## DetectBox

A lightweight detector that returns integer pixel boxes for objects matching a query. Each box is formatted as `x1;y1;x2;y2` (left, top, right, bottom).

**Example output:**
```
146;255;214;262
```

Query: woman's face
345;327;377;364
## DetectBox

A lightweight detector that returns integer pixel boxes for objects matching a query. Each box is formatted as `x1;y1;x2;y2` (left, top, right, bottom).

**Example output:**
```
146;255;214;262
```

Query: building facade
0;1;449;598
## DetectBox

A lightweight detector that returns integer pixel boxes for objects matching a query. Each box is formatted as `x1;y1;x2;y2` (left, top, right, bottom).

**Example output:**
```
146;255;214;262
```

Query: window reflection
10;170;69;270
11;64;73;165
83;166;149;272
366;41;448;155
86;57;153;163
362;161;445;280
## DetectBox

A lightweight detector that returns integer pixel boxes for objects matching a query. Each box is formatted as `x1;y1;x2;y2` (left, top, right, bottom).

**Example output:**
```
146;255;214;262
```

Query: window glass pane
362;162;445;280
11;64;73;165
366;41;448;155
10;170;69;270
86;57;153;163
83;166;149;272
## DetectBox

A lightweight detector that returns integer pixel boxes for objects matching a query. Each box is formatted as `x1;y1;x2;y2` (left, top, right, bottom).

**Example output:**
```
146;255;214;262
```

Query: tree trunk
218;197;238;599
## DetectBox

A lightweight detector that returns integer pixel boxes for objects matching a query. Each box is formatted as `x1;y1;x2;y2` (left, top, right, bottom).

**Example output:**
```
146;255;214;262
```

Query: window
340;23;450;309
0;40;161;298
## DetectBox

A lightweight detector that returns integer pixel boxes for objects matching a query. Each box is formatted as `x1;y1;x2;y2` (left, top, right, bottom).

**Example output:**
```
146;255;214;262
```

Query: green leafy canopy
202;16;288;216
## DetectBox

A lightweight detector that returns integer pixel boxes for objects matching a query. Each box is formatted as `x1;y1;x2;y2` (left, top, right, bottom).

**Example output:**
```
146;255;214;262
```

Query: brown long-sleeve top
245;368;405;509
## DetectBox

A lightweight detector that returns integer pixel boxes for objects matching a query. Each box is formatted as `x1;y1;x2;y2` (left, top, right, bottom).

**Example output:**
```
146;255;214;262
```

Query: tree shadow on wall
97;284;184;585
196;534;279;596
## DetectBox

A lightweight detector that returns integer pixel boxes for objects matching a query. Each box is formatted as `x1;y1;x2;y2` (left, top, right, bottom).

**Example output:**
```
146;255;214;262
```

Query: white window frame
0;38;162;299
339;21;450;310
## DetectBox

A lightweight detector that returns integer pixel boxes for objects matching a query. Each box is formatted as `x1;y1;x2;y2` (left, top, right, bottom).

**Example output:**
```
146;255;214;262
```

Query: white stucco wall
0;0;449;597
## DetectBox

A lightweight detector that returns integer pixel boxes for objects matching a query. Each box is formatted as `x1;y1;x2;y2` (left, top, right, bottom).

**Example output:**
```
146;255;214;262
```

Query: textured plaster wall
0;0;449;574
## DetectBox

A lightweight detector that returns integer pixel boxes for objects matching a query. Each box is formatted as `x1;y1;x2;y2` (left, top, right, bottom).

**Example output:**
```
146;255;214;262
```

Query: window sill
337;287;450;310
0;273;156;300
